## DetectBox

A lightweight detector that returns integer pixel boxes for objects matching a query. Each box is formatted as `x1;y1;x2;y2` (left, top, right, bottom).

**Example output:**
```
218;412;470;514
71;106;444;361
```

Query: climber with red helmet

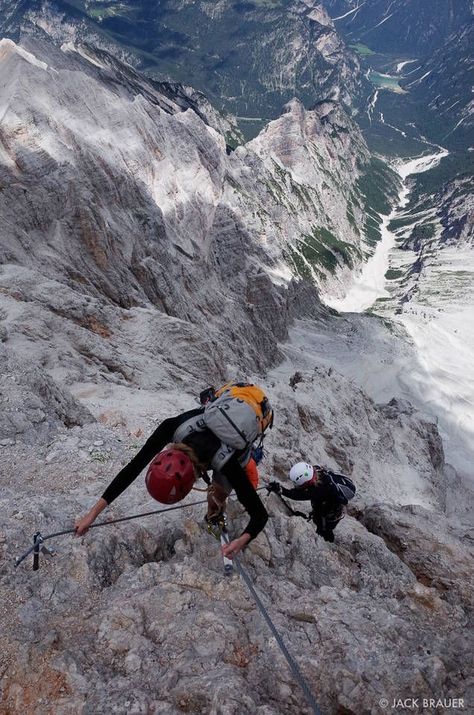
74;406;268;558
267;462;356;542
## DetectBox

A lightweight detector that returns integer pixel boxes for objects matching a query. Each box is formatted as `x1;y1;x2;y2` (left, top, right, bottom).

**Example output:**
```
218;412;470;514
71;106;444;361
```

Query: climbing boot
205;512;227;540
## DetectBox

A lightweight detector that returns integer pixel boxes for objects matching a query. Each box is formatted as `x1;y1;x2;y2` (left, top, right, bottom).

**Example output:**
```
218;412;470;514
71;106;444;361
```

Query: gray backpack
203;382;273;451
173;382;273;471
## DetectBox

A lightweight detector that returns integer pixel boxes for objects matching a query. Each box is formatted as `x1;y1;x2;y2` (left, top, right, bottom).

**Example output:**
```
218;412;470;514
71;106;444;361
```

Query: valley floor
323;149;474;522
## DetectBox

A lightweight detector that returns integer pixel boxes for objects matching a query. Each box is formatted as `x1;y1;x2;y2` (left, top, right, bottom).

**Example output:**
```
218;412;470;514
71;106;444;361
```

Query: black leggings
312;505;344;534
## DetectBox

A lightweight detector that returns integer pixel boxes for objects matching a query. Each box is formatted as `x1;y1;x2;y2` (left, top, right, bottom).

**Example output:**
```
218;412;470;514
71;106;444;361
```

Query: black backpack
317;467;356;505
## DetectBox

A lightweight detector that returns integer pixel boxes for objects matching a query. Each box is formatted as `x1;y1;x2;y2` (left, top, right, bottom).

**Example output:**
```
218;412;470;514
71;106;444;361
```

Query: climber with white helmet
267;462;355;542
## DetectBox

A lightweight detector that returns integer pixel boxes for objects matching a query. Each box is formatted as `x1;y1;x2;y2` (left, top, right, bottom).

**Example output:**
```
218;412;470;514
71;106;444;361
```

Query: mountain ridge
324;0;473;55
0;6;473;714
0;0;367;123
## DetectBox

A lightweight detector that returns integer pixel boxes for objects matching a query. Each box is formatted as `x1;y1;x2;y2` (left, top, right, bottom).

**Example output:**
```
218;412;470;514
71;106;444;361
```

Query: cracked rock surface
1;372;472;714
0;30;472;715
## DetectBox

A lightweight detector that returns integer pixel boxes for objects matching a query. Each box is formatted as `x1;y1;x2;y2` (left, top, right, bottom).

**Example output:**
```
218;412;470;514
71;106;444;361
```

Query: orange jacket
244;458;259;489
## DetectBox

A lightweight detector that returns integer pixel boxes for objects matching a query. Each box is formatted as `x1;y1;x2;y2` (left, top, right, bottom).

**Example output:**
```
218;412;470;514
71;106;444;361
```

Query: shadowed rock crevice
86;525;185;588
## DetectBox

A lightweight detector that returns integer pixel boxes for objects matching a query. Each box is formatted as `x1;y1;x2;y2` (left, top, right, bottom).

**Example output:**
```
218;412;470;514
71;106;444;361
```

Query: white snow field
394;245;474;504
323;149;474;517
324;150;448;313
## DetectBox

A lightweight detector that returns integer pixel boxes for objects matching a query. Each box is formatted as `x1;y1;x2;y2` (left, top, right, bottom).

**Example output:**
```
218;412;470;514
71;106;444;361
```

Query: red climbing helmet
145;448;196;504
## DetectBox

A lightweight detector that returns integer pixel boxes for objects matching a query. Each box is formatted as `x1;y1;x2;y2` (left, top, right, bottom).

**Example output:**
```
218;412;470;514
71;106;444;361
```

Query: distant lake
369;70;407;94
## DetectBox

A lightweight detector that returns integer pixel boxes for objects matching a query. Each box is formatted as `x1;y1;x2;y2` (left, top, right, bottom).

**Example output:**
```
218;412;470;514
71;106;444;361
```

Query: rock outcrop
2;370;470;714
0;30;471;715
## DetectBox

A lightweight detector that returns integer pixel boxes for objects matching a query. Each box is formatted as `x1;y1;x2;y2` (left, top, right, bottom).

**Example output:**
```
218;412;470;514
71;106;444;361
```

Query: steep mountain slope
0;0;365;122
362;19;474;155
0;30;394;389
323;145;474;522
2;295;471;713
379;168;474;496
0;28;472;715
324;0;472;55
321;2;473;158
399;21;474;148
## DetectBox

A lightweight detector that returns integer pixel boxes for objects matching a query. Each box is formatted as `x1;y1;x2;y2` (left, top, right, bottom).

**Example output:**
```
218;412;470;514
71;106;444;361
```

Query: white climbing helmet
289;462;315;486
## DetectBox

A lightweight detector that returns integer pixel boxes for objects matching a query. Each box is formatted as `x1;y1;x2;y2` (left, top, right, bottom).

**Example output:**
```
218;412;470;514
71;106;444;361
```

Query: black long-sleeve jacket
102;408;268;541
280;475;343;517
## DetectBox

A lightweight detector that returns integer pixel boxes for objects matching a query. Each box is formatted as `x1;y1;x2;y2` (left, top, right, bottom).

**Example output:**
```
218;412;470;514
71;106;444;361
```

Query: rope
232;553;323;715
14;497;209;568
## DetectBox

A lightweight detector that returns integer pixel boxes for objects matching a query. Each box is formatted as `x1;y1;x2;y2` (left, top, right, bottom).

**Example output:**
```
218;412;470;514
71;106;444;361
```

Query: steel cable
15;490;323;713
14;497;210;567
233;555;322;715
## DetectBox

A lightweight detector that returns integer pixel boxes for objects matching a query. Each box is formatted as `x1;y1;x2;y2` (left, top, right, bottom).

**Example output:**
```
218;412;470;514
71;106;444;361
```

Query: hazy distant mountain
0;0;365;120
400;20;474;147
324;0;472;55
321;1;473;156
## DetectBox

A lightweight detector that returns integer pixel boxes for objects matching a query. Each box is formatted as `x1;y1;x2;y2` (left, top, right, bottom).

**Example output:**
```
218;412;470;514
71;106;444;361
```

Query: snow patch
443;115;469;139
404;64;422;76
396;60;417;74
61;42;106;70
380;112;407;138
0;38;48;71
405;70;432;88
371;12;395;30
332;2;366;21
324;150;448;313
367;89;379;122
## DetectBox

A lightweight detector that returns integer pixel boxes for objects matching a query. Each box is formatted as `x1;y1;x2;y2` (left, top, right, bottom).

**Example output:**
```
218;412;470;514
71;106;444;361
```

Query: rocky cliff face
0;29;471;715
0;31;385;398
0;0;365;120
2;361;471;714
0;35;281;382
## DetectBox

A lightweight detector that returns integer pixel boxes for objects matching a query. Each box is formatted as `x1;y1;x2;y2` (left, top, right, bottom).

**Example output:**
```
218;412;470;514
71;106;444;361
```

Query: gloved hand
267;481;282;494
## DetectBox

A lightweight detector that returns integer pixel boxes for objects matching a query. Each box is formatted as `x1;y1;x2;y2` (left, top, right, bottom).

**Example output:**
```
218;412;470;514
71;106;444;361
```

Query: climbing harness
14;497;209;570
205;512;227;540
266;481;349;526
